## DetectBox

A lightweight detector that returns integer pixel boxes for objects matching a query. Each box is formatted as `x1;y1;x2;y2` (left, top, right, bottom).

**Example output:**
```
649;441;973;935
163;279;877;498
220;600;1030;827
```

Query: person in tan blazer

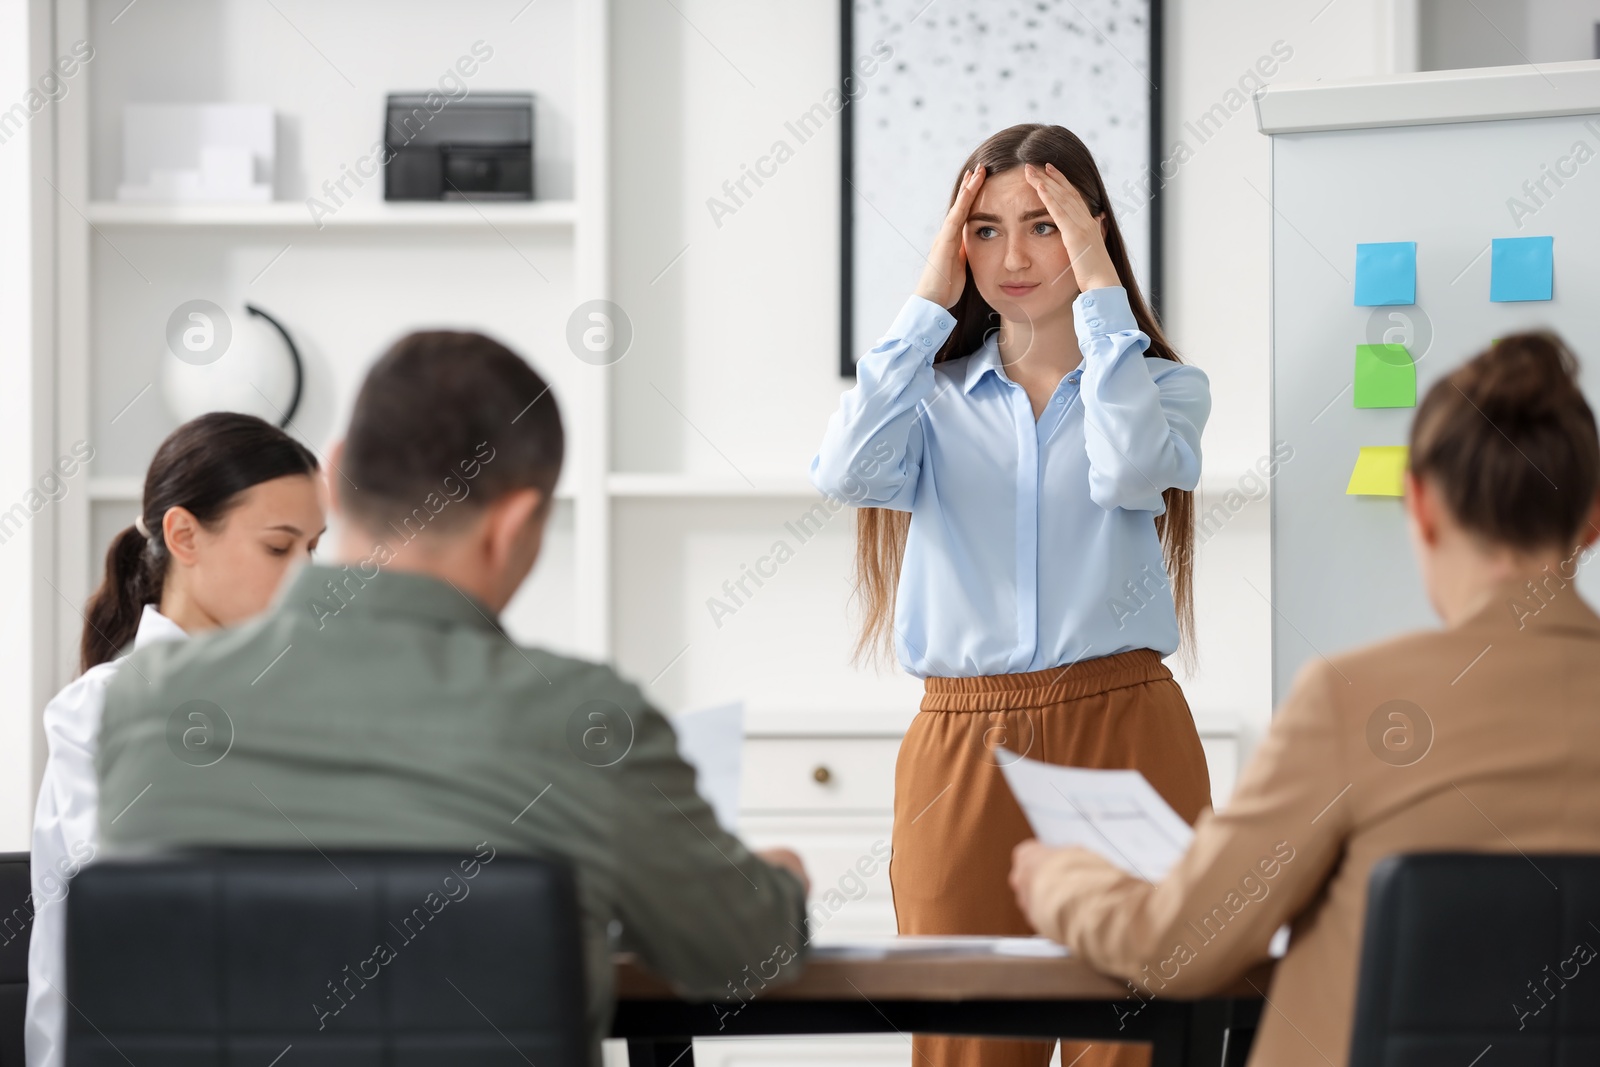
1008;330;1600;1067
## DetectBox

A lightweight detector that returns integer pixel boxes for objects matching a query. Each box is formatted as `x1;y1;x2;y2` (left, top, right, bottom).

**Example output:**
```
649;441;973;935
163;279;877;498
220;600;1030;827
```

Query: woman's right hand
914;165;986;310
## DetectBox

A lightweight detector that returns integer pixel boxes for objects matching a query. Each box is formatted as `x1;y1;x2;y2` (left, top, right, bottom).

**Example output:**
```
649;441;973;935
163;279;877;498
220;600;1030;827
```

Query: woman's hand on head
1023;162;1119;294
915;165;986;310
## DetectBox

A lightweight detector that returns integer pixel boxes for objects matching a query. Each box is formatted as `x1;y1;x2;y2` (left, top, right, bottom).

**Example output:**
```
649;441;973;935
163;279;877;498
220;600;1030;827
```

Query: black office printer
384;92;534;200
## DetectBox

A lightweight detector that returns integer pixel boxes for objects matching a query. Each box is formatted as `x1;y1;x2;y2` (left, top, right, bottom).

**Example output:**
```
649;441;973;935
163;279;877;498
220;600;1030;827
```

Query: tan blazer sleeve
1022;659;1352;996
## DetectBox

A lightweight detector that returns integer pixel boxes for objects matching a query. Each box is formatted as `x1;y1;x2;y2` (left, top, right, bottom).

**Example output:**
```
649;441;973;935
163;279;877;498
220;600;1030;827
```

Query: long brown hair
81;412;319;671
1410;332;1599;550
851;123;1196;667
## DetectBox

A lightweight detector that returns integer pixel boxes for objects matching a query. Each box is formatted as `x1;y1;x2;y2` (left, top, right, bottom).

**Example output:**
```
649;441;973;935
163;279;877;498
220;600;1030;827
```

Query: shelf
89;477;577;503
95;471;1253;504
607;473;823;498
608;472;1264;500
85;200;578;229
86;477;143;502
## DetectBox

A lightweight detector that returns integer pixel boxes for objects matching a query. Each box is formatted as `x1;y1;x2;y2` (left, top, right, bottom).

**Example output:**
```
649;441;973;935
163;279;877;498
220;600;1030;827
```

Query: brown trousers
889;649;1213;1067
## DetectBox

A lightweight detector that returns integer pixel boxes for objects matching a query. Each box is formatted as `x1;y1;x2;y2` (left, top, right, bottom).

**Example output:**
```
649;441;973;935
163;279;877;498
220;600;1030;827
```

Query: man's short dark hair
341;331;563;531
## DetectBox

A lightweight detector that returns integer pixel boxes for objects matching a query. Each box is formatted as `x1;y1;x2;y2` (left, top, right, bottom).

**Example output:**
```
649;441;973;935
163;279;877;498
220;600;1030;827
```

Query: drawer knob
812;764;833;784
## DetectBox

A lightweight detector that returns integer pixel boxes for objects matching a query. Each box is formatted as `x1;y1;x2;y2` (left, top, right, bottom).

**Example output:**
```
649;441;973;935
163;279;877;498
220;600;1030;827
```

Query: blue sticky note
1354;242;1417;306
1491;236;1553;302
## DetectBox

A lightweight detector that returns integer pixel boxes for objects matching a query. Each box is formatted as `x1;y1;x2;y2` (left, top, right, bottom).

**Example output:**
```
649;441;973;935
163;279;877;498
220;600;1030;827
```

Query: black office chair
1350;852;1600;1064
0;852;31;1067
65;850;589;1066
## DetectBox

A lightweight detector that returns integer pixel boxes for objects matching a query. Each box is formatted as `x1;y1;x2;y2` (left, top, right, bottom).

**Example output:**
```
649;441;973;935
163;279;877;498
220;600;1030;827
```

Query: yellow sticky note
1346;446;1408;497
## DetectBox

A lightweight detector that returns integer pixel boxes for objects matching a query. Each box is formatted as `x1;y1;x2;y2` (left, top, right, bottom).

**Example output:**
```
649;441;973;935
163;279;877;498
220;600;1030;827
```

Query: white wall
1527;1;1600;62
0;0;44;850
1420;0;1600;69
1157;0;1396;738
609;1;928;720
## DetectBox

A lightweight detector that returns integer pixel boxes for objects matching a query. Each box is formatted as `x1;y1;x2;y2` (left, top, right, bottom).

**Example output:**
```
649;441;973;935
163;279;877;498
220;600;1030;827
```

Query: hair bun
1408;327;1599;552
1465;331;1580;423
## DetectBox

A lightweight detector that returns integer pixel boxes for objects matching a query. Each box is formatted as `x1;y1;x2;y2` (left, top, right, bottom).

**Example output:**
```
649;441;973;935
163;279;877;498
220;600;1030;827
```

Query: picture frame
840;0;1163;375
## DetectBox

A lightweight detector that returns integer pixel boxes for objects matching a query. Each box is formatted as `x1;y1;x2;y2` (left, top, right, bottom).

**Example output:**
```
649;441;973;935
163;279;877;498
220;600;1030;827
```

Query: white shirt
25;605;186;1067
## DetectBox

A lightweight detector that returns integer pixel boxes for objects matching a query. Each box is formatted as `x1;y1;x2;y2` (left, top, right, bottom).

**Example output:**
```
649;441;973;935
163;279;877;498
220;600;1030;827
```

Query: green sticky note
1354;344;1416;408
1346;446;1408;497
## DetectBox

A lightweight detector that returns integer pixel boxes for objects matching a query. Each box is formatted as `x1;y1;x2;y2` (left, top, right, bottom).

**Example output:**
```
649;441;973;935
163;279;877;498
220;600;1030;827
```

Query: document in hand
673;701;744;832
998;751;1194;883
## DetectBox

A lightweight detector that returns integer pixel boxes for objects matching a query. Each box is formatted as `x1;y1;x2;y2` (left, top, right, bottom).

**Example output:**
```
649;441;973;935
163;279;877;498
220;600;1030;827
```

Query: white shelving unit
85;199;580;228
51;0;611;676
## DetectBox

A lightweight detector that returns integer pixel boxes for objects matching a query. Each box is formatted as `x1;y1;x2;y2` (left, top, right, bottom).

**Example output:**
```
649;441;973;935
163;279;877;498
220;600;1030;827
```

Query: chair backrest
1350;852;1600;1064
0;853;31;1067
66;849;589;1066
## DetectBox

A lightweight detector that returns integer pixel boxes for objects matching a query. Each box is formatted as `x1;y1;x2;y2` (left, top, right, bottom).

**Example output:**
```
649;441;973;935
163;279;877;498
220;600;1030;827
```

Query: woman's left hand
1023;162;1120;294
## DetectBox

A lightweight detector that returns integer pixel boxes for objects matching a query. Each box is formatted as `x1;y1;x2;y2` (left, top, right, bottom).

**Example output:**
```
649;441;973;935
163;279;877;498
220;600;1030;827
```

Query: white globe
161;309;299;425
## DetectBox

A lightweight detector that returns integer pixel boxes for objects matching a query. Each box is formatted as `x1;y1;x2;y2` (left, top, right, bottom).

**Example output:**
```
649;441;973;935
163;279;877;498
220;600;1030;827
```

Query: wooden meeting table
612;947;1272;1067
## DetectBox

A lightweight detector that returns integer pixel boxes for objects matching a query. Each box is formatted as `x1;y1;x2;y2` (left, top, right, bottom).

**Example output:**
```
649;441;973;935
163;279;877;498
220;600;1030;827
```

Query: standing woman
25;412;325;1067
811;124;1210;1067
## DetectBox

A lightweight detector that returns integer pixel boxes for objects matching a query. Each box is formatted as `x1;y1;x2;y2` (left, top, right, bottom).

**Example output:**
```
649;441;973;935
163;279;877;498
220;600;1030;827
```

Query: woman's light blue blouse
810;286;1209;679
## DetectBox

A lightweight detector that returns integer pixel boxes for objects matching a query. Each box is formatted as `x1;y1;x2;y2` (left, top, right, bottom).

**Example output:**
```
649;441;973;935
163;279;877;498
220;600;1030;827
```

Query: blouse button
1054;395;1066;405
1089;318;1102;328
921;336;933;347
1082;296;1095;308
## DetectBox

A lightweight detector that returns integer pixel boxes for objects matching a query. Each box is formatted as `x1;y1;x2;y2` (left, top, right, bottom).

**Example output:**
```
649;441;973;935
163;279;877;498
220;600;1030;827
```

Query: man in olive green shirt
97;331;810;1061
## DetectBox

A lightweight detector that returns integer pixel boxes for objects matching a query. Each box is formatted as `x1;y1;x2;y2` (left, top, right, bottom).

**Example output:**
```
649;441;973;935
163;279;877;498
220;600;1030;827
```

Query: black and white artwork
841;0;1160;374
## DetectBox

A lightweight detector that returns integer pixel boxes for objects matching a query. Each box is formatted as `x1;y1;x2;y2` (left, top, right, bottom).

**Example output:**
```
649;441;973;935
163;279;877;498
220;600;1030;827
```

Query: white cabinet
740;733;900;940
741;814;896;941
683;725;907;1067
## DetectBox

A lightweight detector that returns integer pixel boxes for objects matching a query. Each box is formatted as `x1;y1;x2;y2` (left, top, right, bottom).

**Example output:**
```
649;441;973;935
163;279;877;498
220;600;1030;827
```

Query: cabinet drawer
739;814;897;939
741;737;900;813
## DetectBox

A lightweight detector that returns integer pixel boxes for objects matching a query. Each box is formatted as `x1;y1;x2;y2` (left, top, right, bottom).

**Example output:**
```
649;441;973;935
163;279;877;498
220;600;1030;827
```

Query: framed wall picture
840;0;1162;375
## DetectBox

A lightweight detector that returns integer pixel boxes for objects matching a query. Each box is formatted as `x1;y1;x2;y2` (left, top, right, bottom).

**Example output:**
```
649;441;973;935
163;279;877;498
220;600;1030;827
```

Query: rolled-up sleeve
1075;287;1209;513
809;295;956;511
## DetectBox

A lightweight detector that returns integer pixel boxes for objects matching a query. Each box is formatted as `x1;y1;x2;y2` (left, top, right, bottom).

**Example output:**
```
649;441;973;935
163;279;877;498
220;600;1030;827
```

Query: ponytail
81;525;167;672
78;412;319;671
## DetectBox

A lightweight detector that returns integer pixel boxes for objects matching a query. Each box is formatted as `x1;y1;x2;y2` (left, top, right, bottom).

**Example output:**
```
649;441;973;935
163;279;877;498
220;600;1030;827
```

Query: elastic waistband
921;648;1171;711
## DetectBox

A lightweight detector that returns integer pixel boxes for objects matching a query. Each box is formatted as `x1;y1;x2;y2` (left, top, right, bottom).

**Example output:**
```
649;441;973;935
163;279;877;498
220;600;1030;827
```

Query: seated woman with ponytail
1009;333;1600;1067
24;412;324;1067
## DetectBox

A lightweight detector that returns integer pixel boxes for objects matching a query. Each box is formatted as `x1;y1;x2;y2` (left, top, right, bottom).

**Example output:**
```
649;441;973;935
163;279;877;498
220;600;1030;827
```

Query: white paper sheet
673;702;744;832
810;935;1070;960
998;751;1195;882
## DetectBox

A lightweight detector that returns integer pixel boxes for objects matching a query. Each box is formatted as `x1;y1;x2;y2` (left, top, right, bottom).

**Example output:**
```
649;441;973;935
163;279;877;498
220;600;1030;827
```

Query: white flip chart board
1256;60;1600;704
